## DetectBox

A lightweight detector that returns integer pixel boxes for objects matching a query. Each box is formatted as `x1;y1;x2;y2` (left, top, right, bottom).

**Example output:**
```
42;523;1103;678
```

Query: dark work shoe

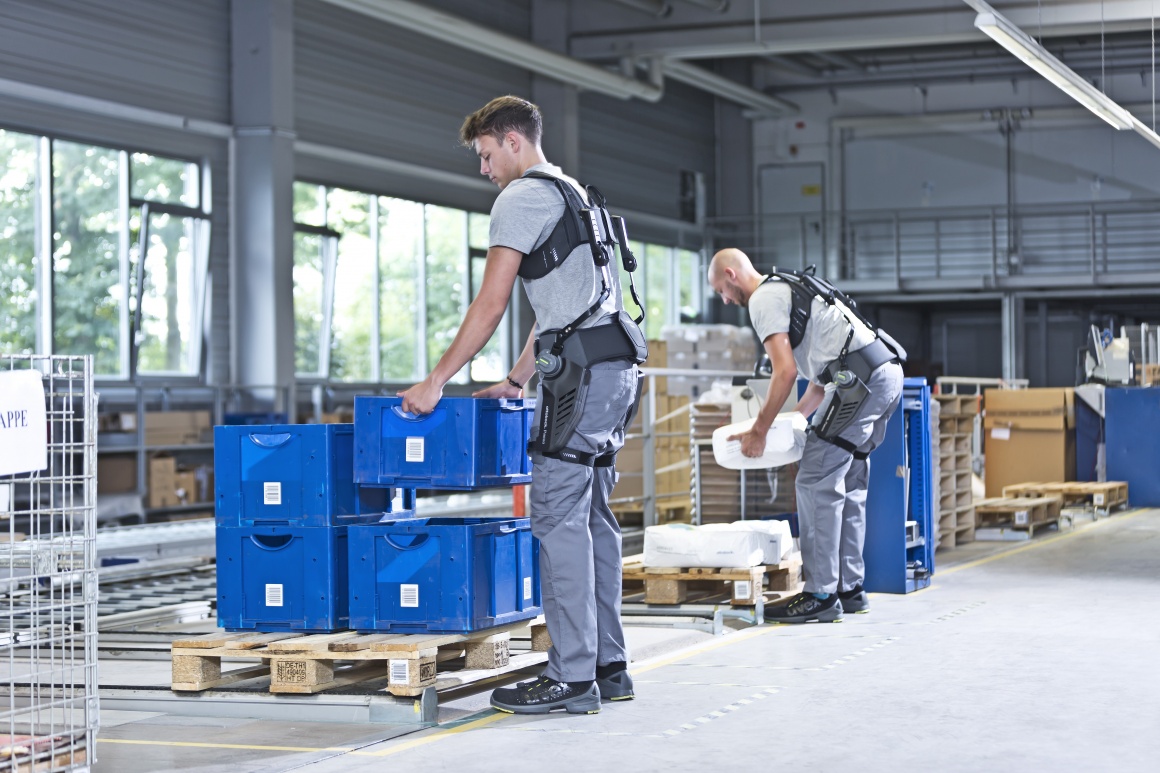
838;586;870;614
765;592;843;624
490;677;601;715
596;669;634;701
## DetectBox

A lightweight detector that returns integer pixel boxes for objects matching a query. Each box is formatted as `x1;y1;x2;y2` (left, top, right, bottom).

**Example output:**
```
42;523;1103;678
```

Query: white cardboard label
734;580;752;601
0;370;47;476
263;481;282;505
1014;510;1029;525
523;577;532;601
405;437;424;463
265;584;284;607
990;427;1011;441
1094;493;1105;505
389;659;409;685
400;584;419;608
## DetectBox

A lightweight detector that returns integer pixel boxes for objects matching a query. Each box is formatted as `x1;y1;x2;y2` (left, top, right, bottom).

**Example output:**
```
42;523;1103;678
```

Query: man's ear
724;267;738;282
505;130;521;153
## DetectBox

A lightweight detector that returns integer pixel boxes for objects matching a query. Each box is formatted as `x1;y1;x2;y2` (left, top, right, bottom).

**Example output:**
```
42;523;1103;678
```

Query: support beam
570;2;1160;60
231;0;296;411
1001;292;1025;382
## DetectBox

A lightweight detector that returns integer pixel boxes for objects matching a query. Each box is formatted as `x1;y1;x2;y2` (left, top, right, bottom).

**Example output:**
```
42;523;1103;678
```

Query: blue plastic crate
216;524;354;633
224;412;289;426
347;517;541;633
353;397;534;490
215;423;391;527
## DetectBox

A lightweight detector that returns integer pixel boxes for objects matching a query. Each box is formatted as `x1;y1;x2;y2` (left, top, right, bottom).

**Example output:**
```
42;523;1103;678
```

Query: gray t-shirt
489;163;622;333
748;277;876;384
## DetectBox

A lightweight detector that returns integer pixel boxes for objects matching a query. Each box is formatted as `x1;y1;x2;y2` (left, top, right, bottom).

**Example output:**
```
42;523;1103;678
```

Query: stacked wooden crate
933;394;978;548
690;401;797;524
610;340;692;525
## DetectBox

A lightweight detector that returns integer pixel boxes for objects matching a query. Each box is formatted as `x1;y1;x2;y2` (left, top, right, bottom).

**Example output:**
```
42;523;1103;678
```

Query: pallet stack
933;394;978;548
690;402;797;524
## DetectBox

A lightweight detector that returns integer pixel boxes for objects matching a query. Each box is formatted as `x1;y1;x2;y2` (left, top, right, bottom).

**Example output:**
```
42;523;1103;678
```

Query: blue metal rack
863;377;935;594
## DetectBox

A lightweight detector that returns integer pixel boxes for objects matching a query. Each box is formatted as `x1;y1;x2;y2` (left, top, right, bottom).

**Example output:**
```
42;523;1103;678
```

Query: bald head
708;248;765;307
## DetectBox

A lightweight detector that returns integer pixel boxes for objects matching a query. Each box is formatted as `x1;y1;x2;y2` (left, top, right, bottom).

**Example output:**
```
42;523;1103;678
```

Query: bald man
707;249;904;623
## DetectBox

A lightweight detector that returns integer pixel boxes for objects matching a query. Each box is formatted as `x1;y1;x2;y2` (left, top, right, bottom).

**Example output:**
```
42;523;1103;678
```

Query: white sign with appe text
0;370;48;476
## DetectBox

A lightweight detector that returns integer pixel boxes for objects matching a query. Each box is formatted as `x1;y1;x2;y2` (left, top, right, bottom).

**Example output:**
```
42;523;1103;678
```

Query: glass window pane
643;244;670;335
677;248;701;322
53;141;122;376
130;153;198;207
327;188;373;382
294;182;325;227
0;130;39;355
468;211;490;251
425;205;467;380
468;254;505;383
134;211;199;373
294;232;325;375
379;197;424;381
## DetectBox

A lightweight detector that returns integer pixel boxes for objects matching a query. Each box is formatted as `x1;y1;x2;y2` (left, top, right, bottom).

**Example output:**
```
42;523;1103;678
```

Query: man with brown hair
399;95;642;715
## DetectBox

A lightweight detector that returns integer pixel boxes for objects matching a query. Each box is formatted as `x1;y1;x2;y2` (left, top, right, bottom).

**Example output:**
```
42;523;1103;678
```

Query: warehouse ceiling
571;1;1160;101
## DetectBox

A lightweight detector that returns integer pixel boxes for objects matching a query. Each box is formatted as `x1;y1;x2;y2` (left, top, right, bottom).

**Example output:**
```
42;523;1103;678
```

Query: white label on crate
523;577;532;601
1094;493;1105;506
400;584;419;608
1014;510;1029;526
0;370;47;477
264;481;282;505
265;584;284;607
406;436;424;463
990;427;1011;441
388;659;409;685
734;580;752;601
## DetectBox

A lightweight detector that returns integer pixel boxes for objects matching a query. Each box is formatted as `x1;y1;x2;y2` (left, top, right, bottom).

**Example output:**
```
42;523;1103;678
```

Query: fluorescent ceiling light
974;11;1134;130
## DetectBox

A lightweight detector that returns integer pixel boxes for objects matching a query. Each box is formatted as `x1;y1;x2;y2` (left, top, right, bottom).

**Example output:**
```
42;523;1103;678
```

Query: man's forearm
753;370;796;434
509;329;537;386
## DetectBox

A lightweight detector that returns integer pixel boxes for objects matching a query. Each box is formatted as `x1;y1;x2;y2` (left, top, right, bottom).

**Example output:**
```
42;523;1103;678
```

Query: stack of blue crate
214;423;394;633
349;396;543;633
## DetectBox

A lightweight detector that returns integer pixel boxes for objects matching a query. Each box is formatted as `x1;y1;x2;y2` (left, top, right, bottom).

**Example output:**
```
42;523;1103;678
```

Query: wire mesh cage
1;355;97;772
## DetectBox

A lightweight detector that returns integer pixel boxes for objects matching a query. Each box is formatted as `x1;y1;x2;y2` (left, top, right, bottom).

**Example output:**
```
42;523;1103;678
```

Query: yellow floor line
938;508;1151;576
97;738;357;754
362;712;509;757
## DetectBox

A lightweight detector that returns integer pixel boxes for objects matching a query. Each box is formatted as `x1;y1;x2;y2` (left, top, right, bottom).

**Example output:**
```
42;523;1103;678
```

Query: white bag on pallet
642;520;792;568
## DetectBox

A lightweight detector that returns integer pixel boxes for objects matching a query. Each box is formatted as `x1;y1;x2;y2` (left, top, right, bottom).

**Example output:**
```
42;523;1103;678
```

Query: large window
0;128;209;377
621;240;703;336
293;183;510;384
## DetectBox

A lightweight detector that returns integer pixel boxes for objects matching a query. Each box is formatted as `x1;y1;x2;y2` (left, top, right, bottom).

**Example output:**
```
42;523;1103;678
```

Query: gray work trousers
795;361;904;595
530;361;639;683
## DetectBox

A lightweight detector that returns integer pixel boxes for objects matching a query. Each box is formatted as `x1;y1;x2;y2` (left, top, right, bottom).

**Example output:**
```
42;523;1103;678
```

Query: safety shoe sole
596;670;634;701
490;685;601;715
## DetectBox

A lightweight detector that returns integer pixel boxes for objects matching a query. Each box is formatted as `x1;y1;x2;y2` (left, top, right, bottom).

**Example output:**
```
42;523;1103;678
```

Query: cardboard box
148;454;178;508
97;454;137;494
983;388;1076;497
145;410;212;447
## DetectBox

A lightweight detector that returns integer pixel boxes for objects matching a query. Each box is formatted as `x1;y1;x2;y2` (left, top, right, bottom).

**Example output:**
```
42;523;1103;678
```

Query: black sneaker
765;592;843;624
596;669;634;701
490;677;601;715
838;586;869;614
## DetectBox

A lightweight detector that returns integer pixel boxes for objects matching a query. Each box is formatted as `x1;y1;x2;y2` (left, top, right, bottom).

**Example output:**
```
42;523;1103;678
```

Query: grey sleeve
489;181;557;253
748;284;791;342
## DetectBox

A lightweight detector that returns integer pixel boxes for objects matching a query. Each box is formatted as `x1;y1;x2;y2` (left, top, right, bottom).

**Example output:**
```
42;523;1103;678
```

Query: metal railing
707;198;1160;289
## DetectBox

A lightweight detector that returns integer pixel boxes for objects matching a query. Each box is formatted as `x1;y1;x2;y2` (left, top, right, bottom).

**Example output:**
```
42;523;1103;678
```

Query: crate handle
497;524;520;534
249;533;294;550
383;533;430;550
498;404;526;412
391;407;427;422
248;432;293;448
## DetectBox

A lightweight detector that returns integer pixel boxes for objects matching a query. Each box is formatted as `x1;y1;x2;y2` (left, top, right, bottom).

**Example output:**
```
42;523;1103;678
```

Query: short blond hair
459;95;543;147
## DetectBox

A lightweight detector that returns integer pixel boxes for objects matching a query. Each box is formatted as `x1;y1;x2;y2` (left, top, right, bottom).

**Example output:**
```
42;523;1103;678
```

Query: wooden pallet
975;496;1063;536
0;734;87;773
1001;481;1128;509
621;554;802;606
171;616;550;697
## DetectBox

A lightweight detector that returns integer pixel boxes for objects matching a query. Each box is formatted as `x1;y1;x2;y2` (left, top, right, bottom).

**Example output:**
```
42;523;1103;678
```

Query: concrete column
230;0;296;411
530;0;580;176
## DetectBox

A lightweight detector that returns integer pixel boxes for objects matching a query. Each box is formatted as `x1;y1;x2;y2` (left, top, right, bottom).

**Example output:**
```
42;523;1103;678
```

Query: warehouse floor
93;509;1159;772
